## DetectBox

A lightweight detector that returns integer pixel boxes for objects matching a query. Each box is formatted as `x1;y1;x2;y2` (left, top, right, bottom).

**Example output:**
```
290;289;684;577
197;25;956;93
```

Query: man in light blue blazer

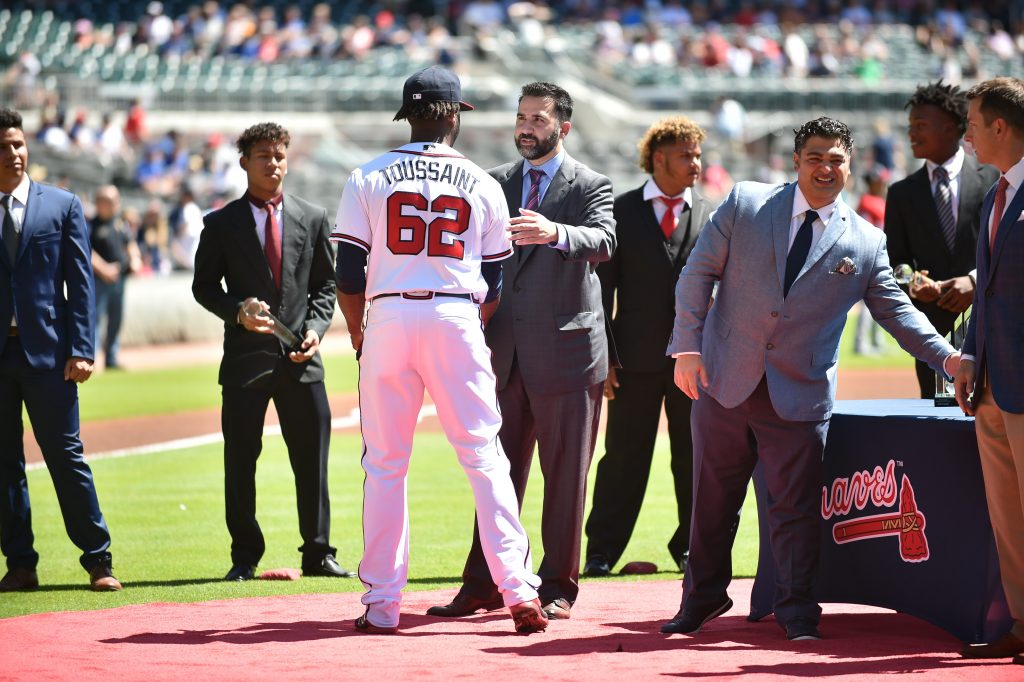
0;108;120;592
663;117;959;641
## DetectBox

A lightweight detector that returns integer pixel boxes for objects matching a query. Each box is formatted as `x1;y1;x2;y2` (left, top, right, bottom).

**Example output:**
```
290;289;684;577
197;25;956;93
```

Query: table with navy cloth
749;399;1011;643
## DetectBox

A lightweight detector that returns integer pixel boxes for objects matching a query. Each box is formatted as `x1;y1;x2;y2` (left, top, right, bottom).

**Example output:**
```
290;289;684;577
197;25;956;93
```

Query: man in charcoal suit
428;81;615;621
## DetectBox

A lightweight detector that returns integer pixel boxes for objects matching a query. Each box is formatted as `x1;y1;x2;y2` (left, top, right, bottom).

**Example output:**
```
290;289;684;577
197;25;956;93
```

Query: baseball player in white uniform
333;66;546;635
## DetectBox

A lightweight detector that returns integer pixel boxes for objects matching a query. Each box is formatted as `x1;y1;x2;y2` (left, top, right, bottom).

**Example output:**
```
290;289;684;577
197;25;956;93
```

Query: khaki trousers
975;386;1024;640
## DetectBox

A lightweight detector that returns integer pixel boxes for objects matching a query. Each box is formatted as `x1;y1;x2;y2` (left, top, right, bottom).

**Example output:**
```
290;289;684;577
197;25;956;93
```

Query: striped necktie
524;169;545;211
932;166;957;252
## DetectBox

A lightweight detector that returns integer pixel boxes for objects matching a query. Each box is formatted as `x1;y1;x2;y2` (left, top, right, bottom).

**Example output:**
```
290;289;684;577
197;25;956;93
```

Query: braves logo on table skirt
820;459;930;563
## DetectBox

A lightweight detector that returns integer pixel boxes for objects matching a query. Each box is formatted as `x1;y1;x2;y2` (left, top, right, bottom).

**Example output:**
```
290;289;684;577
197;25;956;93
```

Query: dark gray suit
885;154;998;396
586;184;711;570
458;154;615;605
192;193;337;568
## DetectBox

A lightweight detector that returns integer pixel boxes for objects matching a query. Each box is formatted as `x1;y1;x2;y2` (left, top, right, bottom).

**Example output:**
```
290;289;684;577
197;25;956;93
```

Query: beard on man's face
515;128;560;160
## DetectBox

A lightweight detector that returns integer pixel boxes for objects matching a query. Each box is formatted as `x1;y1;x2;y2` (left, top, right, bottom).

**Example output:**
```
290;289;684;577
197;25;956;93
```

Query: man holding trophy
193;122;353;582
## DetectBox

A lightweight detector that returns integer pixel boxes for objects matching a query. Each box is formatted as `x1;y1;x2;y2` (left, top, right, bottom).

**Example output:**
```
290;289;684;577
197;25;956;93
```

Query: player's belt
372;292;475;302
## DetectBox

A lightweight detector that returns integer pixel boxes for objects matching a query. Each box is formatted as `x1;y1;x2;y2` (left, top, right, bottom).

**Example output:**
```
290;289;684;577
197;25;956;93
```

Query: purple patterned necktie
524;168;545;211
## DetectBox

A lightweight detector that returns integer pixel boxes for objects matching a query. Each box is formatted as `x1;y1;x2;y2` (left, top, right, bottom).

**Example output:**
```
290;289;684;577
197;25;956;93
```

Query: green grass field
4;432;760;619
3;315;912;619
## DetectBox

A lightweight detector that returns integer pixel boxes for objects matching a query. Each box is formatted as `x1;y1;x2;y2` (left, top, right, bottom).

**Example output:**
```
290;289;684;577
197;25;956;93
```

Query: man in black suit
193;122;352;581
0;107;120;592
583;116;711;577
886;81;999;397
428;81;616;621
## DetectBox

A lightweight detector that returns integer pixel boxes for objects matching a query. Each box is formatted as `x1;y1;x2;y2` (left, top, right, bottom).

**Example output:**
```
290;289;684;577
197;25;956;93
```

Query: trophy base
933;396;958;407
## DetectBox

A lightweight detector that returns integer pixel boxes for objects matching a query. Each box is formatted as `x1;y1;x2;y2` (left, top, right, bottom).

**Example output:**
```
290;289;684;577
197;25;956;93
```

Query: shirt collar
792;185;839;225
3;174;31;207
925;146;965;182
643;177;692;207
1002;155;1024;193
394;141;465;158
522;148;564;181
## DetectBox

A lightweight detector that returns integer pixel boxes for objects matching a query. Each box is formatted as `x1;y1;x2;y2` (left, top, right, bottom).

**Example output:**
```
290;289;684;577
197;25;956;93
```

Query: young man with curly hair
583;116;713;578
192;121;352;582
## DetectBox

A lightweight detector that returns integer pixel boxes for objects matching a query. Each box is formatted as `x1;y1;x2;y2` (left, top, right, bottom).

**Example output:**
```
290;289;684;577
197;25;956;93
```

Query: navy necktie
1;194;18;266
784;210;818;297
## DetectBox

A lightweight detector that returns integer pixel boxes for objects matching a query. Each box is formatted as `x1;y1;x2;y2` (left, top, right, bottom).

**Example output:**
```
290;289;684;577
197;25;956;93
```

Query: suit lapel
281;194;308;299
801;199;849;279
956;159;983;230
501;161;525;271
773;184;796;293
989;179;1024;277
13;181;44;266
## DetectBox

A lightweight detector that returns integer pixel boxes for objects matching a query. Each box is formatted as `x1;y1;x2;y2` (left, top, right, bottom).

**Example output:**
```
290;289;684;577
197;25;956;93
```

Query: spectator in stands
169;188;204;270
97;112;130;164
854;165;889;355
89;185;141;370
137;199;171;276
124;98;147;146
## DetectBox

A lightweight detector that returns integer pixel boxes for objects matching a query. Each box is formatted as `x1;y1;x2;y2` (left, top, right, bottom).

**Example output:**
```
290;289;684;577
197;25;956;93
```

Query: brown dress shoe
961;633;1024;659
0;567;39;592
542;598;571;620
426;592;504;617
89;564;123;592
510;598;548;634
354;614;398;635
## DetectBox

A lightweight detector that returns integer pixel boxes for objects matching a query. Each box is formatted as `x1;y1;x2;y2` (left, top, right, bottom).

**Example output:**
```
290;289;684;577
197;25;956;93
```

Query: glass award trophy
242;299;302;352
934;310;968;407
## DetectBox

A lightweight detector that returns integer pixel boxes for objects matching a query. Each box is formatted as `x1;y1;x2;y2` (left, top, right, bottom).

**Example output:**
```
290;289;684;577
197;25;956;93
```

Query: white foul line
25;404;438;471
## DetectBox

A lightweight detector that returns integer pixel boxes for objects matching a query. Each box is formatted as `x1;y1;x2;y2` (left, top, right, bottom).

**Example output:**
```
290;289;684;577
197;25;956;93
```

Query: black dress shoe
426;592;504;617
542;598;572;620
961;633;1024;659
786;619;821;641
661;597;733;634
224;564;256;581
583;556;611;577
303;554;356;578
0;567;39;592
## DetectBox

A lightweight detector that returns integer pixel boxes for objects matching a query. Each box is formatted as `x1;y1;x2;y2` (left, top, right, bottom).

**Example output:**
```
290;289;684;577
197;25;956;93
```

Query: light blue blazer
667;181;953;421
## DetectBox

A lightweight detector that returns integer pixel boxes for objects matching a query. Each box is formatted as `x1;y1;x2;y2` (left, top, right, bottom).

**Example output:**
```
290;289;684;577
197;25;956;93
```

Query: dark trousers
0;337;112;571
460;359;603;605
683;377;828;629
585;366;693;569
221;364;334;567
94;276;125;368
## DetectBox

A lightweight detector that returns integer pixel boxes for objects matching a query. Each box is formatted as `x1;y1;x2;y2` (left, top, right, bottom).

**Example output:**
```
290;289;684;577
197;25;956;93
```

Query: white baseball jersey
332;142;513;299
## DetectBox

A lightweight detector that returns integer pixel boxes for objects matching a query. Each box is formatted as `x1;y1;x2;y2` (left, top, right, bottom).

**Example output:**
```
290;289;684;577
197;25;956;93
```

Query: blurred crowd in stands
2;0;1022;281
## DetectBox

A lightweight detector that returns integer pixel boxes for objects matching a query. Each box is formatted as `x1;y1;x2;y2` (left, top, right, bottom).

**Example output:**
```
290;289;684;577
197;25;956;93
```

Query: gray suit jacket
668;181;953;421
485;154;616;395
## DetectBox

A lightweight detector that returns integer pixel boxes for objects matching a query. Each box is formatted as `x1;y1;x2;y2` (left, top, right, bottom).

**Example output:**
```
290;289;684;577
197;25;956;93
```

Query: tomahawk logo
820;459;929;563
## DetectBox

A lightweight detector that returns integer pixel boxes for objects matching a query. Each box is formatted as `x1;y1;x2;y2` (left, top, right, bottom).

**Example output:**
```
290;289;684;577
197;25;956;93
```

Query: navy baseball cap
393;66;475;121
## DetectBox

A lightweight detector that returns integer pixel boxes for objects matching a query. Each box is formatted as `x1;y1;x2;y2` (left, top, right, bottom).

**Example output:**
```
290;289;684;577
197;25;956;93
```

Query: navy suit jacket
0;180;95;368
963;176;1024;413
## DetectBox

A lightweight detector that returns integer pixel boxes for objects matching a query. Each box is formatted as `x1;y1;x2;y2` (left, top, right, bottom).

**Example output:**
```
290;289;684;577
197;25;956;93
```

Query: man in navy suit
0;108;120;592
665;117;958;641
956;77;1024;664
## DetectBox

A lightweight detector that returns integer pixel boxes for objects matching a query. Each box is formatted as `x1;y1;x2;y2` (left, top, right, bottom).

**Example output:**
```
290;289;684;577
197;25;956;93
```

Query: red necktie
249;192;284;289
990;176;1009;252
659;196;684;240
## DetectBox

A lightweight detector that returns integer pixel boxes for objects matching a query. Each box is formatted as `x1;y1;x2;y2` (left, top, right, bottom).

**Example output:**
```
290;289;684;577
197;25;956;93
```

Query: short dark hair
966;77;1024;135
0;108;24;130
236;122;290;157
519;82;573;123
393;100;460;122
905;81;968;135
793;117;854;154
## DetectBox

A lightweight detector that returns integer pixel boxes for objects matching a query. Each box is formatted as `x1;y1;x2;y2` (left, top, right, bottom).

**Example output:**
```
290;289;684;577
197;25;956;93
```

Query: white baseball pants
357;296;539;628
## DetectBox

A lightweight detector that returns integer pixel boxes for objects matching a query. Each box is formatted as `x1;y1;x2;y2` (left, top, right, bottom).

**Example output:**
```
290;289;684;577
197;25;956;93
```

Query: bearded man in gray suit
428;81;616;622
662;117;960;641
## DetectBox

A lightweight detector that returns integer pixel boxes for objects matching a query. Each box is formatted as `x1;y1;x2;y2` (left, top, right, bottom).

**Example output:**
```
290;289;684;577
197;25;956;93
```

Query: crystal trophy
893;263;920;287
934;310;968;407
242;299;302;351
